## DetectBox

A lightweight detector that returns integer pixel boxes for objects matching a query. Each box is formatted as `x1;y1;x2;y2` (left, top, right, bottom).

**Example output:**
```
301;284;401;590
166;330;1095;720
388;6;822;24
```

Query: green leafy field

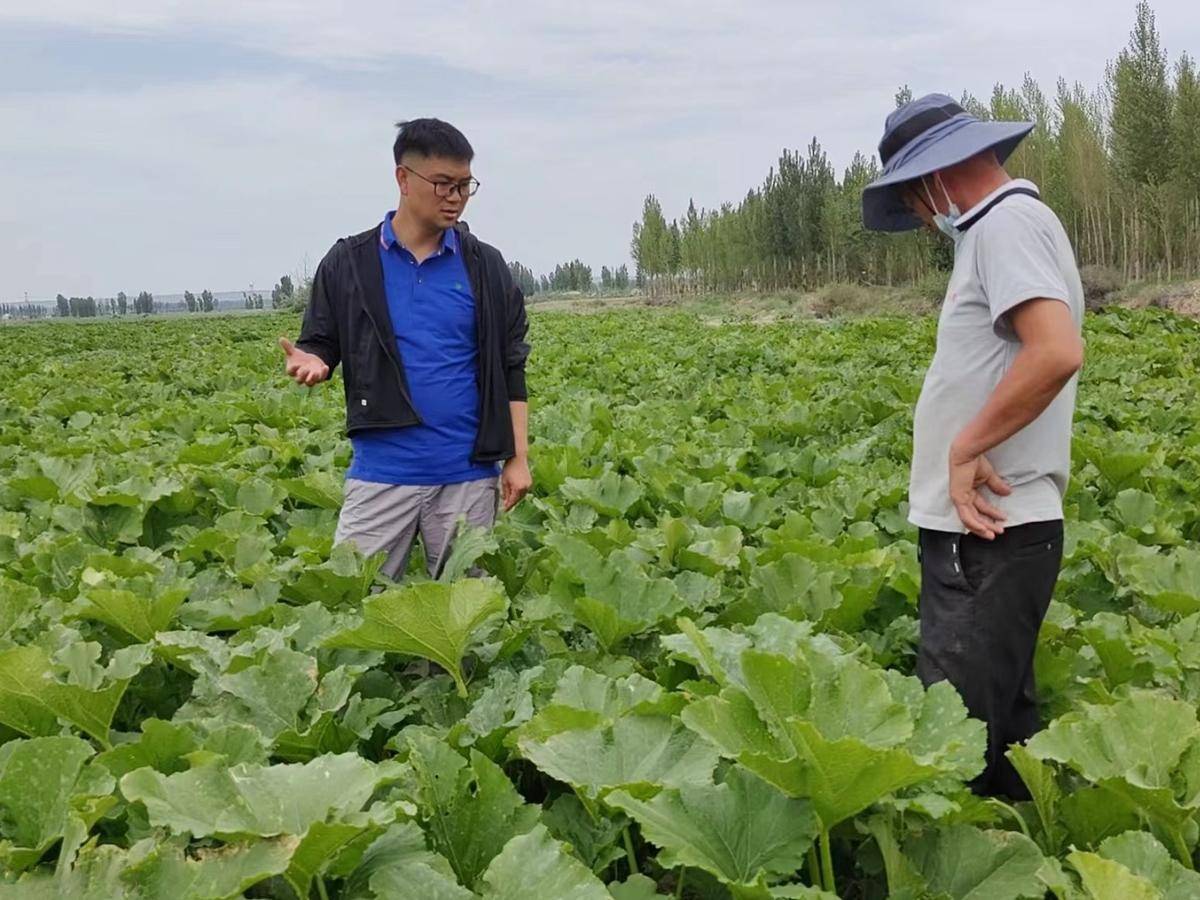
0;308;1198;899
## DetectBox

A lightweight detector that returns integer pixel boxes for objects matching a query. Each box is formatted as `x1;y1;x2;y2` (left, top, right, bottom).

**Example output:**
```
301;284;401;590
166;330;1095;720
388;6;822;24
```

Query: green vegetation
631;2;1200;294
0;306;1197;897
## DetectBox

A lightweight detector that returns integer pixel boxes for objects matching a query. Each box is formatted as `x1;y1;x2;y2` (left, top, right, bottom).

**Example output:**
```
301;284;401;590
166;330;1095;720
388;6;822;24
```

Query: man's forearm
952;344;1079;461
509;401;529;460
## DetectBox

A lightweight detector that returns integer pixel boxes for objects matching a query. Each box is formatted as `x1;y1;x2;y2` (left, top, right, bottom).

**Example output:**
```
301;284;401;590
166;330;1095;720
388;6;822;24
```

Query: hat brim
862;119;1035;232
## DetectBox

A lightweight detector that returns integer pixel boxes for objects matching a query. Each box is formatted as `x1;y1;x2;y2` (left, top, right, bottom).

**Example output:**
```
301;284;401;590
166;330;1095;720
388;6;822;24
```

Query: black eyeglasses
401;165;481;199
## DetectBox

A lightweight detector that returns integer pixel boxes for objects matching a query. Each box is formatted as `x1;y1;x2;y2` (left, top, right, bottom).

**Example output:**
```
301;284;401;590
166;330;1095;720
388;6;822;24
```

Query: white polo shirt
909;179;1084;533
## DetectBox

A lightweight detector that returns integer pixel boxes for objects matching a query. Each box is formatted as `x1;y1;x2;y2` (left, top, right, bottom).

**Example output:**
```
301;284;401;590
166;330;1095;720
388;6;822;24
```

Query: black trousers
917;520;1064;800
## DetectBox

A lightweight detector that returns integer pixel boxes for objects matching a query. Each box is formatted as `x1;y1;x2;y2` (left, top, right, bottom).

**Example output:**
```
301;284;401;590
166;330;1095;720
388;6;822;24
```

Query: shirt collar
955;178;1039;229
379;212;458;255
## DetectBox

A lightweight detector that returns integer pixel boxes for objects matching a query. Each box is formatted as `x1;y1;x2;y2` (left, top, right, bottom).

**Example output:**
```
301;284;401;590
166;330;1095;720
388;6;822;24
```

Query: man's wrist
948;437;976;465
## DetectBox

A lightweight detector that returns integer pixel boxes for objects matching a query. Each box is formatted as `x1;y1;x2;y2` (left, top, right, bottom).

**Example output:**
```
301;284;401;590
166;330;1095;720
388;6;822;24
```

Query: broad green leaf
607;766;819;890
549;666;671;721
903;825;1045;900
1024;691;1200;848
0;736;97;871
1121;546;1200;614
1007;744;1065;854
0;833;297;900
177;581;279;632
405;731;540;889
1025;691;1200;786
235;476;283;517
119;753;405;840
722;490;777;530
69;586;185;642
681;646;982;828
541;793;626;874
1115;489;1158;531
661;619;752;688
0;577;40;644
122;835;298;900
0;644;139;746
438;522;501;583
95;719;200;779
748;554;836;621
460;665;543;747
340;822;471;898
281;470;344;509
284;540;384;608
174;644;319;742
1077;435;1157;491
518;714;719;800
1095;830;1200;899
677;524;744;575
1059;785;1142;849
284;806;402;900
749;719;936;828
560;472;643;517
1068;850;1159;900
324;579;508;697
477;823;611;900
0;839;129;899
547;535;684;646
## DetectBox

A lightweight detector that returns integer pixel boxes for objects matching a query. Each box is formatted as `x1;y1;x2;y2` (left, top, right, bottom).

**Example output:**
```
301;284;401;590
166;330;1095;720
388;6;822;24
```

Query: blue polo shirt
348;213;499;486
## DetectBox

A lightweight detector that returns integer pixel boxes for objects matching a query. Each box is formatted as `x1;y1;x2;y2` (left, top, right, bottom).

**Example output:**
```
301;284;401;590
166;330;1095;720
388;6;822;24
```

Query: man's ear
396;166;408;197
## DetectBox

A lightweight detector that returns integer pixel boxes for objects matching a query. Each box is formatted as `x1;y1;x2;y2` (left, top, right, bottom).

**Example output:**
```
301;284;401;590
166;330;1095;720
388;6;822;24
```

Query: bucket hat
862;93;1034;232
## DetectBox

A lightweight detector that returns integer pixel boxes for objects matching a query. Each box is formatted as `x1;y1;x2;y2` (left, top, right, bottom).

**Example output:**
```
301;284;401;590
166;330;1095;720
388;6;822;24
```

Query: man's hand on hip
500;456;532;511
948;446;1011;540
279;337;330;386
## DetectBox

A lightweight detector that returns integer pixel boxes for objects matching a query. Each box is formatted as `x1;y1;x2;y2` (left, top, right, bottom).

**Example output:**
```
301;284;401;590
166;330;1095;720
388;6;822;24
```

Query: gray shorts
334;476;499;580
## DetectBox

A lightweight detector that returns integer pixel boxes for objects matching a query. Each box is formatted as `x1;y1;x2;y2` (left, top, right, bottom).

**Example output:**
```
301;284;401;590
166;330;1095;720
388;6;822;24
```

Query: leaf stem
1172;828;1194;870
316;877;330;900
988;798;1032;842
808;845;821;887
623;825;639;877
674;867;686;899
820;828;836;895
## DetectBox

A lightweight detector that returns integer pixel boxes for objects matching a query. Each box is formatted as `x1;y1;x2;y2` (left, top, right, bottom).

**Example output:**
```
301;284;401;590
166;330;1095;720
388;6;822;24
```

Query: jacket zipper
342;238;420;420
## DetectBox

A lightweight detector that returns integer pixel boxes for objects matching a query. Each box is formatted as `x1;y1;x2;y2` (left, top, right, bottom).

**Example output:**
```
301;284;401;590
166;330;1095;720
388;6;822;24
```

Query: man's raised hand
279;337;330;386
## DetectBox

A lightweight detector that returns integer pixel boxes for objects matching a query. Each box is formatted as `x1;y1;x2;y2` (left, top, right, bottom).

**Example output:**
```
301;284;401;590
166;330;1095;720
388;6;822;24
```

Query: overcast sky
1;1;1197;301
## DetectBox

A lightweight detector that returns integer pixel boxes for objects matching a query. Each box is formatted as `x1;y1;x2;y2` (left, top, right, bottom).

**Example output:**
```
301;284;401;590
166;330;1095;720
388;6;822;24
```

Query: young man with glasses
280;118;531;579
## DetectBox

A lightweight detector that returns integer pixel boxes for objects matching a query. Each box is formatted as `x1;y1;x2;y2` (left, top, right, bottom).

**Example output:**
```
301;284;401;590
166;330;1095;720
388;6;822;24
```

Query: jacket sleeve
295;245;342;376
501;261;531;401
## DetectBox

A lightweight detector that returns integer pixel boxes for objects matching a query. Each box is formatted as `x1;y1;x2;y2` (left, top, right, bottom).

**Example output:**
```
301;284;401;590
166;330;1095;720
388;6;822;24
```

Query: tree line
508;260;631;296
0;304;49;320
630;2;1200;293
24;275;305;321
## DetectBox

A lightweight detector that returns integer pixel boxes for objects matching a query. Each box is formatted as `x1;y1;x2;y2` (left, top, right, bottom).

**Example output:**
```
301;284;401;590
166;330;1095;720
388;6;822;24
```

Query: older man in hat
862;94;1085;798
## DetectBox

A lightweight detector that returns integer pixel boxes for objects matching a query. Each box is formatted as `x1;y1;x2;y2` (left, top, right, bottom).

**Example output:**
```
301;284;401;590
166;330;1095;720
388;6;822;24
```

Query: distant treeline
507;260;632;296
629;2;1200;294
5;275;310;321
0;303;49;320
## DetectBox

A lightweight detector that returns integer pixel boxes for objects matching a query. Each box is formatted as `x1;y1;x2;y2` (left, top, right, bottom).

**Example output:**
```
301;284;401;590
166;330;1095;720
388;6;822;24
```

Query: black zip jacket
295;221;530;463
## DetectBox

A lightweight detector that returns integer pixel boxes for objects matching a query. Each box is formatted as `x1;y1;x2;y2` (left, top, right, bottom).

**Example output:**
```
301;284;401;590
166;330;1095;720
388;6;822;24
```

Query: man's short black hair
393;118;474;166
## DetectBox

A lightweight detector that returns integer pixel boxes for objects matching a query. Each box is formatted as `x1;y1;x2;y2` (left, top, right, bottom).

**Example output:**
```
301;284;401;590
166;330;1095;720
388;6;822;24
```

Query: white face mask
923;173;963;242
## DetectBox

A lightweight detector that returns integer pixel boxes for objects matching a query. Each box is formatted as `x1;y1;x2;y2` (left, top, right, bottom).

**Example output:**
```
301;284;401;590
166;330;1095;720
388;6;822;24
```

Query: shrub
810;282;876;318
1079;265;1124;309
